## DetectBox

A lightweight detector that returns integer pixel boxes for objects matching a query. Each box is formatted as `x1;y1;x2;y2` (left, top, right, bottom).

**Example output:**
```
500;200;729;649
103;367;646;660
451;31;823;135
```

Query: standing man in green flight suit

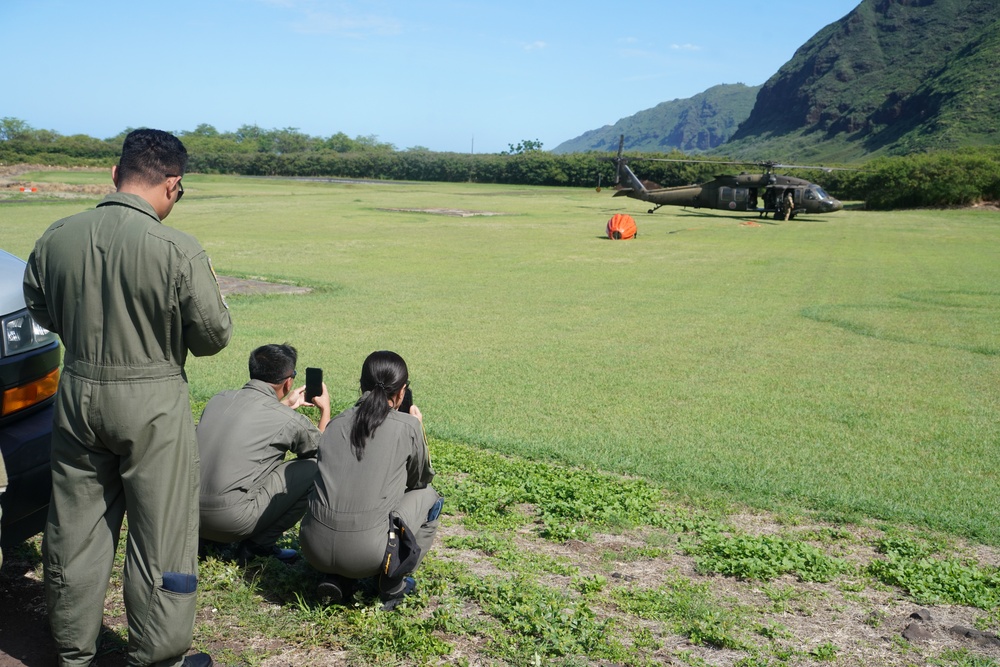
22;129;232;667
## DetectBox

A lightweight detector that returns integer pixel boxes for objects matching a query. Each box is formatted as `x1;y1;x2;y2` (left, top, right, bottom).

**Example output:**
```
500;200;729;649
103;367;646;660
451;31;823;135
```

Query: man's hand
282;385;308;410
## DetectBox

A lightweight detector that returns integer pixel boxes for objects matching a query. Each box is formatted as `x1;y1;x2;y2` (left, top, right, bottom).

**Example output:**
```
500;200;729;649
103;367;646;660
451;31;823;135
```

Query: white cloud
670;43;701;51
522;40;548;51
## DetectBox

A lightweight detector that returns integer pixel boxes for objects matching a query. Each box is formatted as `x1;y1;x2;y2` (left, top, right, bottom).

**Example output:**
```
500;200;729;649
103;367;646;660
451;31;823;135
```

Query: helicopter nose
824;198;843;212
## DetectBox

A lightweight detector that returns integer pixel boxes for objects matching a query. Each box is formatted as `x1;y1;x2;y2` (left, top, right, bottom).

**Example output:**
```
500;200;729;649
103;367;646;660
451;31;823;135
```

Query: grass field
3;172;1000;665
3;172;998;546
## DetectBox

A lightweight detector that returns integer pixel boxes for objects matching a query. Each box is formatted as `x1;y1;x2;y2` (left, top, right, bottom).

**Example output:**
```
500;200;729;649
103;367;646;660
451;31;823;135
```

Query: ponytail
349;351;408;461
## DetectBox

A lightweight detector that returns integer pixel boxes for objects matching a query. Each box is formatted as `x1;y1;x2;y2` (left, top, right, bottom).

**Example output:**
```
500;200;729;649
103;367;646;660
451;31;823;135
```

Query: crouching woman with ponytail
300;351;443;609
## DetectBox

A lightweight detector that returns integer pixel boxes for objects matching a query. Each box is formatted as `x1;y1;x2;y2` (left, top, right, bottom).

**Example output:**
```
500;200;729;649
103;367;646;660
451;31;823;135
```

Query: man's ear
111;165;120;188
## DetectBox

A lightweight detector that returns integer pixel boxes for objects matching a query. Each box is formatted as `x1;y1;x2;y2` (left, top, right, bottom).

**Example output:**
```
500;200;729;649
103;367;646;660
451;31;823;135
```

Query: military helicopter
605;135;844;219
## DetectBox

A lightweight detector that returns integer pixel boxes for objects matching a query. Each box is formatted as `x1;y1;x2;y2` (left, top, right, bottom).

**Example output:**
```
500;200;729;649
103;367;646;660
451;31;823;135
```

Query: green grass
2;173;999;546
5;437;998;665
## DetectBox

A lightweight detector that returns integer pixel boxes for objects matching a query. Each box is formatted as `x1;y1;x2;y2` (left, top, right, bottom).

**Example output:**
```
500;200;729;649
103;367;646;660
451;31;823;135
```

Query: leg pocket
130;585;196;666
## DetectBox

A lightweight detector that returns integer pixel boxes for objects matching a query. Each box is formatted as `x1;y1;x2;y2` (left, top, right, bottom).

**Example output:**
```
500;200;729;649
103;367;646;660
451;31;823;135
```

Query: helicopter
604;135;844;219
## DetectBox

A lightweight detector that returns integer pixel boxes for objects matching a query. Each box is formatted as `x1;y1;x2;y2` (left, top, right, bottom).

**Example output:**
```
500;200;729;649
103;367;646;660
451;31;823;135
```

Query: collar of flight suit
242;378;280;400
96;192;162;223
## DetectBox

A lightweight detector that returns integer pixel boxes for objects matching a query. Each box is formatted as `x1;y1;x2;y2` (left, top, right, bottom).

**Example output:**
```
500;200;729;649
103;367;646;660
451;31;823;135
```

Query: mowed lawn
4;173;999;545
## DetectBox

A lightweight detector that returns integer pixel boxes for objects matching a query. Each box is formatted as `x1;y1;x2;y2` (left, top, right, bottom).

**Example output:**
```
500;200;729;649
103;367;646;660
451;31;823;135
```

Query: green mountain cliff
724;0;1000;161
557;0;1000;162
551;84;760;154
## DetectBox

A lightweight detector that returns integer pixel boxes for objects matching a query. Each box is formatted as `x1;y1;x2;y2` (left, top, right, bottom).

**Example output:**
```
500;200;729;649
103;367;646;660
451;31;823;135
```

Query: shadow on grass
0;539;127;667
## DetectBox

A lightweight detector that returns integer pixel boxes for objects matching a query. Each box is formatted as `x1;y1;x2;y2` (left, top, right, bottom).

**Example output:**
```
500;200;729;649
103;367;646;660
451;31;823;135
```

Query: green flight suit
197;379;319;548
22;193;232;667
300;401;440;579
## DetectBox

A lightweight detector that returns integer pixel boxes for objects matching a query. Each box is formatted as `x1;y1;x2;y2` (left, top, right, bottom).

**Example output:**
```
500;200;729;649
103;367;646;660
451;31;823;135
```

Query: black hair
116;129;188;188
249;343;297;385
350;350;408;461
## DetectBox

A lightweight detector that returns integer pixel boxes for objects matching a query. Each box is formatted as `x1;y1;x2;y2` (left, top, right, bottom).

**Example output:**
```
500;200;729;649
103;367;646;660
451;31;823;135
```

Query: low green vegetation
11;437;997;664
3;117;1000;206
688;533;849;583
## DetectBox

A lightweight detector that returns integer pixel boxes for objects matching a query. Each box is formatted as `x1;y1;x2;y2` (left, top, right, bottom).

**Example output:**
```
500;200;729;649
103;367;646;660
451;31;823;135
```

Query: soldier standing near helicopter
783;189;795;220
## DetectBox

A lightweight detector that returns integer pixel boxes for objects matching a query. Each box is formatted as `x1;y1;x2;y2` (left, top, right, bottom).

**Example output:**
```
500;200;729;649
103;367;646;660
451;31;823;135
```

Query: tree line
2;118;998;209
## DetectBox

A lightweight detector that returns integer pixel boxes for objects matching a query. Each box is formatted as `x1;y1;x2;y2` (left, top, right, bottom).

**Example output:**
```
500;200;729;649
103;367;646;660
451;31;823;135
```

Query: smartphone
305;367;322;403
397;386;412;413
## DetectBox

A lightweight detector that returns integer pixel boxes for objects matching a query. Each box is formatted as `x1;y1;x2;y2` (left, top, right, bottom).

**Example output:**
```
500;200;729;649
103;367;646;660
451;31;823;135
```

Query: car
0;248;60;548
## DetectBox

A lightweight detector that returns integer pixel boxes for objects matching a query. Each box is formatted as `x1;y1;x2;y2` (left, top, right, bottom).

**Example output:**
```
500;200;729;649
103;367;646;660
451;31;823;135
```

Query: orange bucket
606;213;637;240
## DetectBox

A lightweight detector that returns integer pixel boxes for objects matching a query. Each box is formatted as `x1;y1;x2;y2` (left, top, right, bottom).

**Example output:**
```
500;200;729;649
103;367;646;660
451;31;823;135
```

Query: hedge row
4;145;999;209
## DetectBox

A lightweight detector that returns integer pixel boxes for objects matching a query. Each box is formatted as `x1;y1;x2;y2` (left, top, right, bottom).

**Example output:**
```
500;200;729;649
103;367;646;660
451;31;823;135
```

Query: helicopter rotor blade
770;163;858;172
631;157;856;172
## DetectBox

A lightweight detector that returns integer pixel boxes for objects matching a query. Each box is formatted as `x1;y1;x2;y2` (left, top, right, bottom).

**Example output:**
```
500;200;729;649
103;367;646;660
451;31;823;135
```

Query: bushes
862;147;1000;209
4;116;1000;207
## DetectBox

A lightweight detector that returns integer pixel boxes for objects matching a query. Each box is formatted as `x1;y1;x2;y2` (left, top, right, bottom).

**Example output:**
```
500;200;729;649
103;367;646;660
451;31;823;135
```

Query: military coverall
300;401;441;579
22;193;232;667
197;379;320;548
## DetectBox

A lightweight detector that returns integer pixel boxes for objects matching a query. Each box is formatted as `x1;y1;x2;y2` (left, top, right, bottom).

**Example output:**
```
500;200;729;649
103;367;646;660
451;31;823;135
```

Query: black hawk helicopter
605;135;844;219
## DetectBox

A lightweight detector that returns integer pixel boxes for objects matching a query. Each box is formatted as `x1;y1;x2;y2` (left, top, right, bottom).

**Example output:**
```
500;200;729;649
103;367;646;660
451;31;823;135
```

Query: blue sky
6;1;860;154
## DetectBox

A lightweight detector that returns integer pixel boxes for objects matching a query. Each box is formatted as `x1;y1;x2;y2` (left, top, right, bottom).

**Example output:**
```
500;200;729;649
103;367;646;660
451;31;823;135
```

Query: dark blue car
1;249;59;548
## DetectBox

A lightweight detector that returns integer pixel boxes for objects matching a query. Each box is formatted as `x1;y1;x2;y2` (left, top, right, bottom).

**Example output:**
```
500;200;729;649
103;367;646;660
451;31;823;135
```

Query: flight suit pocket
134;576;197;664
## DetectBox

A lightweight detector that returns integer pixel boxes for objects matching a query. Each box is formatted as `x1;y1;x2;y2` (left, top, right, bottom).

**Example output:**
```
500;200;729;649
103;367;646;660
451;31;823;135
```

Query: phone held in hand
398;386;412;413
305;367;322;403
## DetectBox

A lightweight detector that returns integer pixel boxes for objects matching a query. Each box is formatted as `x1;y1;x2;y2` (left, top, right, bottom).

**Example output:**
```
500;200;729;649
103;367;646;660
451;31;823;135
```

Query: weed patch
689;533;850;582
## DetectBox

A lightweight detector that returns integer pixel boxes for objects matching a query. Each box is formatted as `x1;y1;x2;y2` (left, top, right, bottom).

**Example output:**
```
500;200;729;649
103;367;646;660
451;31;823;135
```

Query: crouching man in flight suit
197;344;331;565
23;129;233;667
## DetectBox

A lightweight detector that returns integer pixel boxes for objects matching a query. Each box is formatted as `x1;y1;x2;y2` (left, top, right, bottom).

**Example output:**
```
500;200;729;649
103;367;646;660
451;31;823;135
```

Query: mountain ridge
555;0;1000;162
551;84;760;155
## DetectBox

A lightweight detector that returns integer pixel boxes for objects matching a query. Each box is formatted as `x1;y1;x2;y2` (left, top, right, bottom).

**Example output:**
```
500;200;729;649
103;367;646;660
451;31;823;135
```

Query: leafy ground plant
2;438;999;666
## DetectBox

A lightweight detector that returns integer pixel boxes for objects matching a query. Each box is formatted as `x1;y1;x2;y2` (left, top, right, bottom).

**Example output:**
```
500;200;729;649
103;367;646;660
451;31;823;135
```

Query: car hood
0;249;29;317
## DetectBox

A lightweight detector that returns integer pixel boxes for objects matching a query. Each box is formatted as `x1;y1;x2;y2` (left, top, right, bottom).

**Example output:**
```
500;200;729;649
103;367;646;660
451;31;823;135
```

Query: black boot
379;576;416;611
182;652;213;667
237;540;298;566
317;573;357;604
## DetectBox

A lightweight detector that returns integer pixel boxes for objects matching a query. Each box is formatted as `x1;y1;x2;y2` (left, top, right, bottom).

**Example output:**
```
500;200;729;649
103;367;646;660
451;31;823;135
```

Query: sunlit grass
2;174;998;545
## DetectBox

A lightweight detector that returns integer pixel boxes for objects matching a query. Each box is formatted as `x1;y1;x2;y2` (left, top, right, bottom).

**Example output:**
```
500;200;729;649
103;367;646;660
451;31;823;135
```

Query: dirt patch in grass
0;165;113;200
377;207;507;217
215;275;312;297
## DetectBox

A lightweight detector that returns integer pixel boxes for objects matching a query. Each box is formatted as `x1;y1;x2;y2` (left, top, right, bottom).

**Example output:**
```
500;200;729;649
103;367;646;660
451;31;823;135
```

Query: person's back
28;194;226;370
312;407;424;525
198;382;312;496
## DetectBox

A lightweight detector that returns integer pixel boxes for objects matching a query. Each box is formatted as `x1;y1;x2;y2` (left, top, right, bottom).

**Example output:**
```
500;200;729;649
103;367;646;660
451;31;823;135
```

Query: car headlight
2;309;58;357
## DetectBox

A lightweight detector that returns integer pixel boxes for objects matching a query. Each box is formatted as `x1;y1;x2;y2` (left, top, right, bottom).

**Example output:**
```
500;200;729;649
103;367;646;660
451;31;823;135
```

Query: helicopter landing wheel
648;208;655;214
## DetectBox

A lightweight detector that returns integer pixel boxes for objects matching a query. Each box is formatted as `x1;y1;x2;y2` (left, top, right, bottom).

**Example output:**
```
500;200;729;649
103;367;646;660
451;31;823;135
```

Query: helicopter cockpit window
805;189;818;200
813;186;831;200
720;187;733;202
